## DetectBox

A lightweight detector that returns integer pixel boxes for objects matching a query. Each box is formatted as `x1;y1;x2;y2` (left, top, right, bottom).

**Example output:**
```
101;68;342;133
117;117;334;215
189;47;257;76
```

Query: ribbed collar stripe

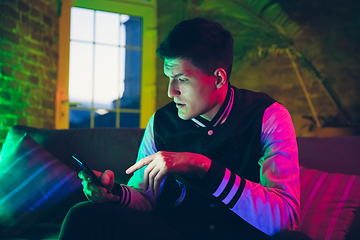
191;87;234;128
213;88;234;127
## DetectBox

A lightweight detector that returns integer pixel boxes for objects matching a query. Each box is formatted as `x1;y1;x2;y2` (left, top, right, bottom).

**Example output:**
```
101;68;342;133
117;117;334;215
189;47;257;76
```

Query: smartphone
72;154;111;193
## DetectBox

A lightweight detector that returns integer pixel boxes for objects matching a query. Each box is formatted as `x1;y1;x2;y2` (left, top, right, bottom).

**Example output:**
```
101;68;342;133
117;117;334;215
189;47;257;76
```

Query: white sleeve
119;114;159;212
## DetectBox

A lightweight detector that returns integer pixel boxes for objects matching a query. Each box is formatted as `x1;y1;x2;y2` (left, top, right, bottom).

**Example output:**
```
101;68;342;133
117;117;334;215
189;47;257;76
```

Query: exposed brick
0;77;9;88
22;38;44;53
8;79;19;90
46;5;57;18
28;75;38;85
26;107;47;119
0;16;17;30
29;86;42;97
43;14;52;27
17;117;28;126
29;95;40;106
2;117;16;127
0;90;11;101
18;82;31;95
25;106;40;116
43;35;52;45
46;108;54;118
29;116;43;128
18;22;31;36
27;0;46;12
30;19;44;32
31;31;42;42
21;60;43;74
38;55;52;68
14;69;27;81
0;0;61;131
44;69;57;80
0;66;13;77
0;54;19;67
26;52;38;62
30;8;41;19
18;0;30;13
0;0;18;8
43;119;54;129
0;102;18;115
0;4;20;20
13;45;26;58
42;99;54;109
0;41;12;53
21;14;29;24
0;28;20;44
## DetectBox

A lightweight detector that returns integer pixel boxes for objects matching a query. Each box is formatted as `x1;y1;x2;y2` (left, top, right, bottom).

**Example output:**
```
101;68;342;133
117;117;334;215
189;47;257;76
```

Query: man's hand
79;169;120;203
125;151;211;195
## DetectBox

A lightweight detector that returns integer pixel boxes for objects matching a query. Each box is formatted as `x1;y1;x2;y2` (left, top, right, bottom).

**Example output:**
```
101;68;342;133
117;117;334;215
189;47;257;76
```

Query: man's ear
213;68;227;88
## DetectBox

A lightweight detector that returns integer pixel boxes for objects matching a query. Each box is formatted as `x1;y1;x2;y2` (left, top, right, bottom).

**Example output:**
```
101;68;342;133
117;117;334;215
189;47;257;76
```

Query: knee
63;201;93;223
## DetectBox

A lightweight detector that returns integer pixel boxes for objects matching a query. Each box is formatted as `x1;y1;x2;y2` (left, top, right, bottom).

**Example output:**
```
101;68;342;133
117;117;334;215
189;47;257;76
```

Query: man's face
164;58;223;121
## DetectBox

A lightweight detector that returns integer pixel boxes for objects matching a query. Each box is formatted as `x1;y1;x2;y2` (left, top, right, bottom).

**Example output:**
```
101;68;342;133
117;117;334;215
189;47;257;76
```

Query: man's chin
178;112;192;120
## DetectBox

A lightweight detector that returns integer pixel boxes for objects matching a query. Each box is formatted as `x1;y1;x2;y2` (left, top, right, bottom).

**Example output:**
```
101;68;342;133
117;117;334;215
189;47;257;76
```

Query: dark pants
59;201;312;240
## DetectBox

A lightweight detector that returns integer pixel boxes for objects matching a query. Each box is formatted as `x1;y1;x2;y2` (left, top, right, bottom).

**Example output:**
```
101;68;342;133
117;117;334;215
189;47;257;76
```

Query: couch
0;125;359;240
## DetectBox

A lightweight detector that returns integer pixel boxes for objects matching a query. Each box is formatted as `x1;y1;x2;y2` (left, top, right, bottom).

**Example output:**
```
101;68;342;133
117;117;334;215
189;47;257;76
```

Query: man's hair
156;18;234;80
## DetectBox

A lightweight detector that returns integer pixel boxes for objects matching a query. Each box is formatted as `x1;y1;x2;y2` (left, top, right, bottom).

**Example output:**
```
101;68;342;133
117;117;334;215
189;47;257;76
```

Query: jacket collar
191;84;234;128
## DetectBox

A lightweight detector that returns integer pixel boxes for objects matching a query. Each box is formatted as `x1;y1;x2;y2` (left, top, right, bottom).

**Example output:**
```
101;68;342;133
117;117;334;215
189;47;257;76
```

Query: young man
59;18;309;240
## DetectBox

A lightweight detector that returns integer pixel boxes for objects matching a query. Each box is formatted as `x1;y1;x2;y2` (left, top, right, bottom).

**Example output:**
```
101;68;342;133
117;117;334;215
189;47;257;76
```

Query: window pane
119;113;139;128
94;111;116;128
95;11;119;45
124;16;142;47
70;109;91;128
70;7;94;42
121;49;141;109
69;42;93;108
93;45;120;109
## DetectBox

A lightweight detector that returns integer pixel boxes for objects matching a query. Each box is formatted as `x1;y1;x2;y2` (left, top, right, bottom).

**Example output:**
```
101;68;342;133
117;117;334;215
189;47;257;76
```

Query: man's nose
168;79;180;98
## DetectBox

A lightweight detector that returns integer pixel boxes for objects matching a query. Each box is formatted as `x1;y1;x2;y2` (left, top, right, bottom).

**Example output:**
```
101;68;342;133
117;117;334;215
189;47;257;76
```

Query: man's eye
179;78;188;82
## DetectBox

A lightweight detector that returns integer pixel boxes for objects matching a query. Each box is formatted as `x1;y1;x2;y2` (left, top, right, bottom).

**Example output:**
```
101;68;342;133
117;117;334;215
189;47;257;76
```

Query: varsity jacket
116;85;300;236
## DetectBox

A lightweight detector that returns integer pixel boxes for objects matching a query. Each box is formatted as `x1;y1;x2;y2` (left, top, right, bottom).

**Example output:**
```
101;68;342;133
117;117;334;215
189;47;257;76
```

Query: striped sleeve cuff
201;161;246;208
111;183;131;206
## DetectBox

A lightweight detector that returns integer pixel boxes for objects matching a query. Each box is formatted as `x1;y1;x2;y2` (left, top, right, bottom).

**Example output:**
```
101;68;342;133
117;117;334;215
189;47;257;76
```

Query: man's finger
148;166;162;195
101;170;114;186
78;170;89;180
153;169;166;195
125;154;155;174
143;162;157;191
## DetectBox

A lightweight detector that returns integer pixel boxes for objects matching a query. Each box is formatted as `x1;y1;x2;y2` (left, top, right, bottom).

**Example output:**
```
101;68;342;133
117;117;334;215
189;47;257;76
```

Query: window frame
56;0;157;129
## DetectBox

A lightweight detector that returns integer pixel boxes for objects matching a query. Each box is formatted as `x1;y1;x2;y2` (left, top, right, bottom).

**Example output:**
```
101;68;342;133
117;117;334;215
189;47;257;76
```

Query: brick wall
0;0;59;149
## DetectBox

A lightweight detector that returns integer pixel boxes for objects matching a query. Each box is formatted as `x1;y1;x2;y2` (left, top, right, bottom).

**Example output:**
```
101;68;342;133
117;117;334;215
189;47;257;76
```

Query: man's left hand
126;151;211;195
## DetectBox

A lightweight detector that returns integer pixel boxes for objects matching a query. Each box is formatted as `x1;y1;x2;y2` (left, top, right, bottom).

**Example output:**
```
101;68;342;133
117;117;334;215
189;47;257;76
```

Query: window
56;0;157;129
69;8;142;128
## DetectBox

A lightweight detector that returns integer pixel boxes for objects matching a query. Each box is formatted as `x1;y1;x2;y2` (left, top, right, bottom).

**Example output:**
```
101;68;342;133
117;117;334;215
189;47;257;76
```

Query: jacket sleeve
115;114;160;212
201;102;300;236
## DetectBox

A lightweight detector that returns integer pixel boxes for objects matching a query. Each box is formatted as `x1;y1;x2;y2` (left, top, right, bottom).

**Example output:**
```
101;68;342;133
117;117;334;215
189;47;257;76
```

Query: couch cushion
296;166;360;240
0;134;82;237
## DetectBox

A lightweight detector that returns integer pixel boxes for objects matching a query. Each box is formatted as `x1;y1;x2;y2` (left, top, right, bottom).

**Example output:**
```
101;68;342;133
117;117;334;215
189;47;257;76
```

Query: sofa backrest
297;136;360;176
2;125;145;184
4;125;360;178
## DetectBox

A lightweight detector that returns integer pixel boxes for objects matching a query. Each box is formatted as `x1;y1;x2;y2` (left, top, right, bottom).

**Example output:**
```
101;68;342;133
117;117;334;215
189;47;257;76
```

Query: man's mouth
176;103;186;108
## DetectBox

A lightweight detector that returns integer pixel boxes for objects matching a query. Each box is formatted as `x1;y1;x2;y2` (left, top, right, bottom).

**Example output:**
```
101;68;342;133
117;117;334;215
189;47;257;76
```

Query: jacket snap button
208;130;213;135
209;225;215;230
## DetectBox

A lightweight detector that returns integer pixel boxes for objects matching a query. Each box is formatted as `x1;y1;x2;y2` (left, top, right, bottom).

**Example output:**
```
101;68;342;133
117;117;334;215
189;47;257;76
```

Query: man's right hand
78;169;120;203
